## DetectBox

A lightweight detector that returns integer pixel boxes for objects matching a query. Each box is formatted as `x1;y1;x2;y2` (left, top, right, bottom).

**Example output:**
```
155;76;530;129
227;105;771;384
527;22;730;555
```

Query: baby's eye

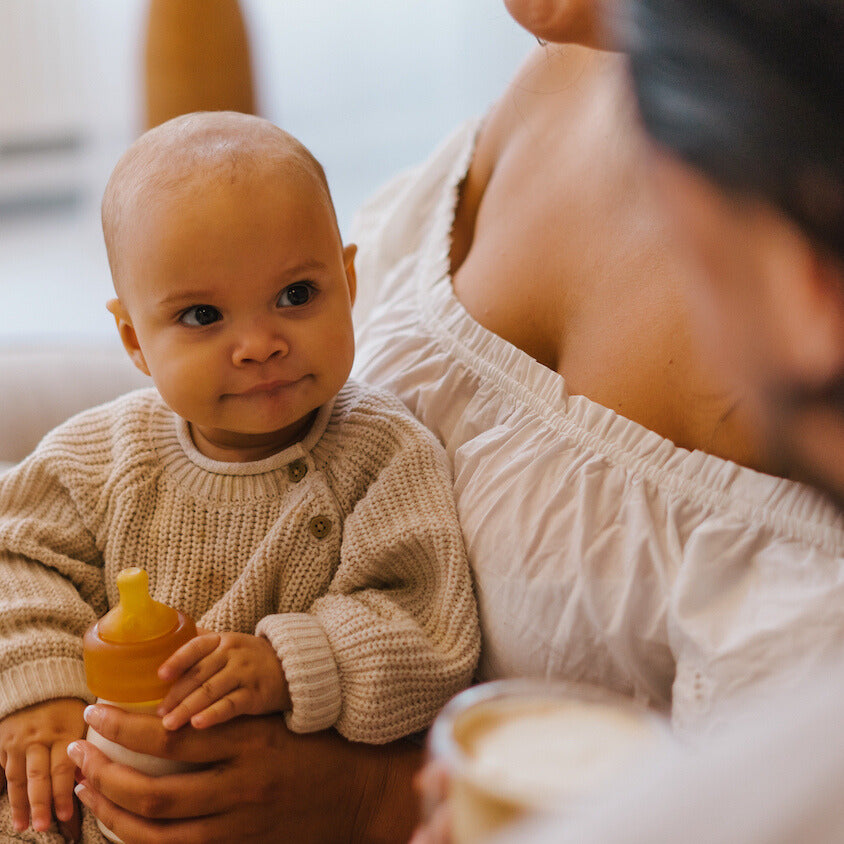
277;282;315;308
180;305;222;326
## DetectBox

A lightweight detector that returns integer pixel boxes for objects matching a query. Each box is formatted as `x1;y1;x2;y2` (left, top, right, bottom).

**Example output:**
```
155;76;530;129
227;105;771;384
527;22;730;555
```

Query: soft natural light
0;0;531;341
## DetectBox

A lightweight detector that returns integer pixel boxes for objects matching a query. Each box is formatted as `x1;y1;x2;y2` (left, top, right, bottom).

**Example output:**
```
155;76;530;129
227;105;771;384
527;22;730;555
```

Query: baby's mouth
237;378;300;397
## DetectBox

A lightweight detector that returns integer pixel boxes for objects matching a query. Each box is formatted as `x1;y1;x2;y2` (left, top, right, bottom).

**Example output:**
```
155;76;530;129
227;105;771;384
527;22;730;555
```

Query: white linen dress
351;118;844;732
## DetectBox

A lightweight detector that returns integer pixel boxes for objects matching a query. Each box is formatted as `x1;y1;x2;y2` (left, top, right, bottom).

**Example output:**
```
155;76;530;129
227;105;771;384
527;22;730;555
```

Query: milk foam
457;698;655;808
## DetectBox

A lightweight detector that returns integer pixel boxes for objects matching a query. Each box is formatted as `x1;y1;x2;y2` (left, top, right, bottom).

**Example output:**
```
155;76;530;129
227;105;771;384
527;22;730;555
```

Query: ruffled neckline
414;118;844;553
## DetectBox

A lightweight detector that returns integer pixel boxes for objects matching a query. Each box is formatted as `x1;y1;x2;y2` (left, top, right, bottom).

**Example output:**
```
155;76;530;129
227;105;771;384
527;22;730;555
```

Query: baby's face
112;167;356;460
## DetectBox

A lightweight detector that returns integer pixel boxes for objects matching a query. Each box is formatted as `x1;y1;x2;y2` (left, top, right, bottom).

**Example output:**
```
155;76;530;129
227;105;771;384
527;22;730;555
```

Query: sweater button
309;516;332;539
288;459;308;483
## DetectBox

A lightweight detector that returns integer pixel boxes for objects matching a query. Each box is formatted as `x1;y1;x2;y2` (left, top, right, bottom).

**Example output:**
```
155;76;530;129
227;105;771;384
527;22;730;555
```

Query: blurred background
0;0;531;342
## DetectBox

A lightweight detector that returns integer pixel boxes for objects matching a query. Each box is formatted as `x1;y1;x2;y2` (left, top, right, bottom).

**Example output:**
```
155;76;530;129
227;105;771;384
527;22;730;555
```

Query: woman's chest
454;106;677;373
449;118;763;461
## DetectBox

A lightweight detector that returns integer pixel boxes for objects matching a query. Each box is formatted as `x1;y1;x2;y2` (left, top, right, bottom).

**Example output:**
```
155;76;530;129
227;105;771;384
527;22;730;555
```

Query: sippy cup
82;567;198;842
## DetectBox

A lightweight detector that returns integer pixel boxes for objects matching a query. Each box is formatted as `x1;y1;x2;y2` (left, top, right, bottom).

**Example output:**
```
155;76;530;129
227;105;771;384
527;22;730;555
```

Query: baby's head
103;111;356;462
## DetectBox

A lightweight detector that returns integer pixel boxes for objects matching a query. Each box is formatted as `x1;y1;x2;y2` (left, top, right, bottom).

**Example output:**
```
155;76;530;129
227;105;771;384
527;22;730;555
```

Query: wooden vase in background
143;0;256;129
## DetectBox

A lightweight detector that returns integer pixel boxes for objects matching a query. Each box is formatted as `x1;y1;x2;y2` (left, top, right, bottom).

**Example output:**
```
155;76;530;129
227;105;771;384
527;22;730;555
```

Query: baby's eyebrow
157;290;216;308
153;259;331;310
279;259;328;278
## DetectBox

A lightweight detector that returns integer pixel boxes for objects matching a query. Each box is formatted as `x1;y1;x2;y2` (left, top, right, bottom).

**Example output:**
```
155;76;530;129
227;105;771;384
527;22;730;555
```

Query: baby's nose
232;322;289;365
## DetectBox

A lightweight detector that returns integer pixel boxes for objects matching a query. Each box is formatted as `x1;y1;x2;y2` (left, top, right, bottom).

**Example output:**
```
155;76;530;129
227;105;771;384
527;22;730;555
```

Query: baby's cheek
158;360;220;420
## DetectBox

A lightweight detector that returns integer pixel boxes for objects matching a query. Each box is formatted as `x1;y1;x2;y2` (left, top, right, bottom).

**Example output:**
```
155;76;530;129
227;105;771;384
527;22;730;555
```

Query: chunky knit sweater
0;382;479;743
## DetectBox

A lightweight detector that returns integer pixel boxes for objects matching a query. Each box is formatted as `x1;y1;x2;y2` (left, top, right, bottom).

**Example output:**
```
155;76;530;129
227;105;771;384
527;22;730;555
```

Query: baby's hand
157;632;291;730
0;698;86;833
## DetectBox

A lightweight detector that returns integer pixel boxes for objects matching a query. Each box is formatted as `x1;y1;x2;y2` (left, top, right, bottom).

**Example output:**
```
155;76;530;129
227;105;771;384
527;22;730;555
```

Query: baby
0;111;479;837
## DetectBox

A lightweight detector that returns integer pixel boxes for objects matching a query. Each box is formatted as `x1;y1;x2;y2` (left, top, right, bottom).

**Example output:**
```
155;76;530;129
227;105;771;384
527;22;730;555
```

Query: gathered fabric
352;118;844;734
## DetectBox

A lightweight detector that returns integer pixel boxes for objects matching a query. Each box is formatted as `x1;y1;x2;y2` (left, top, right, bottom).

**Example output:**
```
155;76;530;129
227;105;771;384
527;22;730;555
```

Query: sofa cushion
0;341;148;463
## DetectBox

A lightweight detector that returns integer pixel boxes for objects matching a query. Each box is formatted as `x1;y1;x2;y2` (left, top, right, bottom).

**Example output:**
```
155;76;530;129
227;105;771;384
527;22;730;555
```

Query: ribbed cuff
0;658;93;721
255;613;342;733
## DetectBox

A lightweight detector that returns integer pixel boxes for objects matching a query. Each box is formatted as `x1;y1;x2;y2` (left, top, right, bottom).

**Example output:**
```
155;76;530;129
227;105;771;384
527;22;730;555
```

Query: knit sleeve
257;427;480;744
0;434;108;721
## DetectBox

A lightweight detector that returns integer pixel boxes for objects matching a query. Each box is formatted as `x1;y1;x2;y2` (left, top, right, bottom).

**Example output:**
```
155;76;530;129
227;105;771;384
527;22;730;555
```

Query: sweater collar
174;397;336;476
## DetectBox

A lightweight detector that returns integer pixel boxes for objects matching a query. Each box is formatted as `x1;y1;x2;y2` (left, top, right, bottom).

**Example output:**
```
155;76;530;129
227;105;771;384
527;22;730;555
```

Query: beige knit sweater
0;382;479;743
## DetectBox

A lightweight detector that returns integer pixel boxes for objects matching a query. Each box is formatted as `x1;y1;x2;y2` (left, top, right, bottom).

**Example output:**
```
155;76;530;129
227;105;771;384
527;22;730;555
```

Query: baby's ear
343;244;357;306
106;299;150;377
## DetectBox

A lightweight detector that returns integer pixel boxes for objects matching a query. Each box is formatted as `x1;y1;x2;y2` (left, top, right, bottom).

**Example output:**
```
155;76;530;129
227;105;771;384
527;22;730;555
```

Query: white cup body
428;680;671;843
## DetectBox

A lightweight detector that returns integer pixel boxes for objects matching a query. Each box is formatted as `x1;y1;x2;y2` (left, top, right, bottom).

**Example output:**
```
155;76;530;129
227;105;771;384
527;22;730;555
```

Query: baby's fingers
158;633;221;683
189;687;253;729
158;654;230;728
52;740;78;824
162;671;241;730
4;751;30;832
26;743;53;832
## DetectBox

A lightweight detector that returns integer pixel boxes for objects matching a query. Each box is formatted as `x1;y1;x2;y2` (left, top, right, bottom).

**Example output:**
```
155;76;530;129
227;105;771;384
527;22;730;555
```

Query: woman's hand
67;704;424;843
409;760;453;844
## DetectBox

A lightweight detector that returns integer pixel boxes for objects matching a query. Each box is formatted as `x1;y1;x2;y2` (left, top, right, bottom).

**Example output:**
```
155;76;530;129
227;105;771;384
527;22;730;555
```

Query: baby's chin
195;413;317;450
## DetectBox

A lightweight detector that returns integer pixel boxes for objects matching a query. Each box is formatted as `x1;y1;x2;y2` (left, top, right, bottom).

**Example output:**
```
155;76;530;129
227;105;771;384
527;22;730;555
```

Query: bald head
102;111;336;291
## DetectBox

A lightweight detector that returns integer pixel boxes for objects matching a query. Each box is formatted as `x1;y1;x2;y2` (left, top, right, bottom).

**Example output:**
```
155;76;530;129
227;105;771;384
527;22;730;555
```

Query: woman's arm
143;0;255;129
70;705;423;843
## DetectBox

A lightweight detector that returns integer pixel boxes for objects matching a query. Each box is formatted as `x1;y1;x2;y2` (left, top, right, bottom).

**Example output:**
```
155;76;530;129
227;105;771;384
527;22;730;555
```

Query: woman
67;1;843;841
351;0;842;729
496;1;844;841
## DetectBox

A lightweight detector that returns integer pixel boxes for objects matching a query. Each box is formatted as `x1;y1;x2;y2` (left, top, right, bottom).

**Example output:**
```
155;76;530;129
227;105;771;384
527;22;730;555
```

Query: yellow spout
98;567;178;643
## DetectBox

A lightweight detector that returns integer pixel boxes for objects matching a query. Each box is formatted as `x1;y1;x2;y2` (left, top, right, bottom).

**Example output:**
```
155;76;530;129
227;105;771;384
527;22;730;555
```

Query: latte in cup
428;680;670;843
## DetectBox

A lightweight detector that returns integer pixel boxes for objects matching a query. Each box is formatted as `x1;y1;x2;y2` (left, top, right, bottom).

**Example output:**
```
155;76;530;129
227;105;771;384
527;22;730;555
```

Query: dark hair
623;0;843;261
